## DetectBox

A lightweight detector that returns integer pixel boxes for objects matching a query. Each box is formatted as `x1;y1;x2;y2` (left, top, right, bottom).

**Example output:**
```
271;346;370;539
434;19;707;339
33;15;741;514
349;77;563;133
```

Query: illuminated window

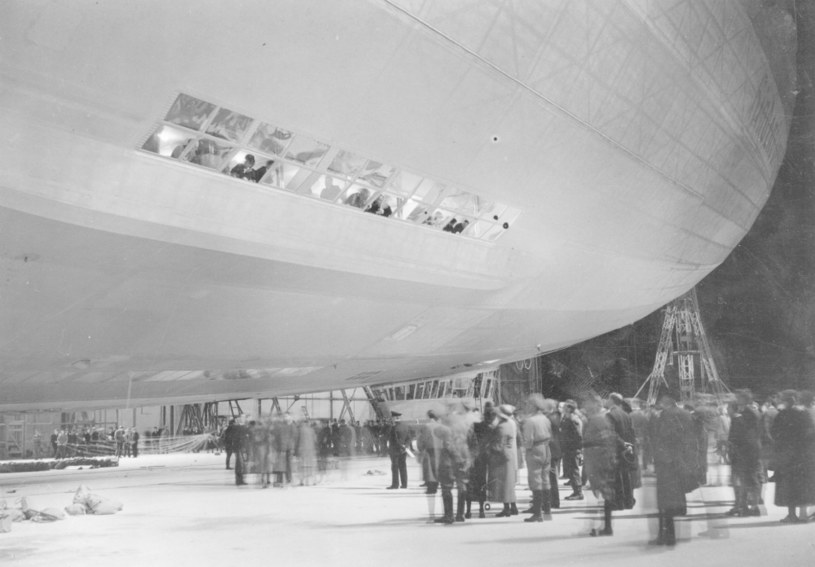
141;93;520;240
328;150;367;178
248;123;293;156
184;138;234;170
206;108;252;143
309;174;348;201
342;184;373;209
285;134;329;166
358;161;395;188
165;94;215;131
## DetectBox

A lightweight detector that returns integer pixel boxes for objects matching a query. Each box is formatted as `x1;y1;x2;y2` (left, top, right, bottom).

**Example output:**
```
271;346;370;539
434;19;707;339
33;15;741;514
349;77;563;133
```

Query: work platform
1;454;812;566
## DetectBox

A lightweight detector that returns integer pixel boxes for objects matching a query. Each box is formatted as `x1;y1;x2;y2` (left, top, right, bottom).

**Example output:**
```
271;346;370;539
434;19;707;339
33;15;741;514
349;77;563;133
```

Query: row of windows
141;94;520;240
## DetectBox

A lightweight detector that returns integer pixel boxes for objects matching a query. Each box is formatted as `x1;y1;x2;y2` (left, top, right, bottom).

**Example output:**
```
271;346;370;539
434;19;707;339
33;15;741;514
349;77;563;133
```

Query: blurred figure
492;404;519;517
222;419;238;470
251;419;272;488
713;405;731;465
581;394;618;537
546;400;563;510
771;390;815;523
298;420;317;486
114;425;126;458
56;428;68;459
760;396;778;482
418;410;441;520
521;394;554;522
229;154;255;179
433;405;473;524
561;400;584;500
727;389;763;517
651;389;699;546
233;417;250;486
130;427;140;458
32;430;43;460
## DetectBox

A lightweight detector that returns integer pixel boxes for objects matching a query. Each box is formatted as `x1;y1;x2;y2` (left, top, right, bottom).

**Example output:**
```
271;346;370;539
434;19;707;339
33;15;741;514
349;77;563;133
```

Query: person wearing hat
727;389;763;517
770;389;815;523
581;394;617;536
491;404;519;517
386;412;410;489
650;387;697;545
417;409;442;519
561;401;584;500
606;393;638;510
466;402;494;519
521;394;554;522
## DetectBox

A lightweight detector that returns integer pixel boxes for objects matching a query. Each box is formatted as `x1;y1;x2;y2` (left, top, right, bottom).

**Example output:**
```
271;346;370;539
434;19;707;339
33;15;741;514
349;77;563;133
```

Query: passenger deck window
142;93;520;241
342;185;373;209
440;189;481;217
358;161;395;188
310;175;348;202
165;94;215;131
328;150;367;178
394;197;425;222
142;125;197;158
205;108;252;143
249;123;293;156
285;135;329;166
185;138;233;170
422;209;452;228
412;179;444;207
387;171;423;198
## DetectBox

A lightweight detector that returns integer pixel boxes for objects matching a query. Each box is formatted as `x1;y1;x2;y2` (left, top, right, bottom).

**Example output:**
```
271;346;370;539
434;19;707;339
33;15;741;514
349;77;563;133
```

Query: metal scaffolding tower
635;288;730;407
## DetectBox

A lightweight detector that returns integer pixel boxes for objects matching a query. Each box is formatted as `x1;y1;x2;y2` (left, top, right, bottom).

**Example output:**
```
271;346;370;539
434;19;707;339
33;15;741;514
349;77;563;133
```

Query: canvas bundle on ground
73;484;123;515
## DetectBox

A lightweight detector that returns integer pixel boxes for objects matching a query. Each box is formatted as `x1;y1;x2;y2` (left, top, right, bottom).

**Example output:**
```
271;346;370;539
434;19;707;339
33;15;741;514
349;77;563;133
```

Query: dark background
532;1;815;402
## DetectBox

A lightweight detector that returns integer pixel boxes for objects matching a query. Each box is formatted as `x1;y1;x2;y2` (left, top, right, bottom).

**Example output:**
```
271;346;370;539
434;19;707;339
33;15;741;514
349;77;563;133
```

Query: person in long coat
560;401;584;500
606;393;638;510
651;390;698;546
433;405;473;524
491;404;519;517
771;390;815;523
467;402;494;519
521;394;554;522
728;389;763;517
418;410;441;495
581;394;619;536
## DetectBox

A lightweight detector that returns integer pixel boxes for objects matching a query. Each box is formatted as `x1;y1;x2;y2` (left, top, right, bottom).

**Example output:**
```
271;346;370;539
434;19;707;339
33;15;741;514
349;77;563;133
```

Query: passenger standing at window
346;188;370;209
230;154;255;180
252;159;275;183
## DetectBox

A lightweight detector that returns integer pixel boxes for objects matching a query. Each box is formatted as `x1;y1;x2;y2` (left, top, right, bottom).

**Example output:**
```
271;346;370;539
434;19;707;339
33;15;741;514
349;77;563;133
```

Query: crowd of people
30;425;143;459
220;414;401;488
410;394;640;534
405;386;815;545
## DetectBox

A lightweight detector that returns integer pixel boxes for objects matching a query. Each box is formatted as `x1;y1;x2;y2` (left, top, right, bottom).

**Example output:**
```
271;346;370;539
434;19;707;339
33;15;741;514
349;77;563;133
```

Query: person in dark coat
771;390;815;523
651;390;699;546
560;400;584;500
233;419;251;486
386;412;409;489
582;394;618;536
466;402;495;519
606;393;638;510
546;402;563;510
433;404;473;524
727;389;763;517
222;419;238;470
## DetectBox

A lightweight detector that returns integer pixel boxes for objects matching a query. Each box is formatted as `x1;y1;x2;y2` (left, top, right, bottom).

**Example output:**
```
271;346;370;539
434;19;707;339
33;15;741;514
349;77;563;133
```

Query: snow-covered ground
1;454;813;566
